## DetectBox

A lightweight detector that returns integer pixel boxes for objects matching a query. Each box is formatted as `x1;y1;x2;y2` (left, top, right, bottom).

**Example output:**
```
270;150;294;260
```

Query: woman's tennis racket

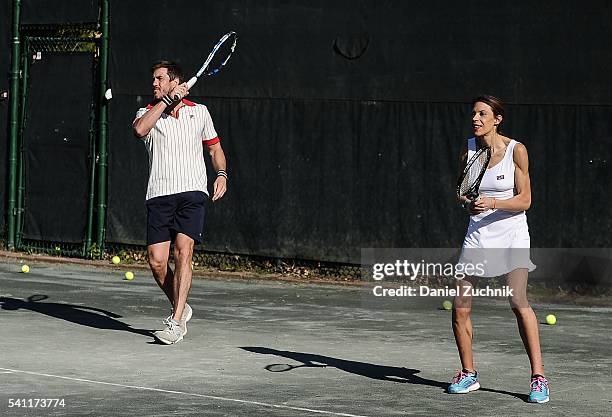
173;31;238;100
456;146;492;200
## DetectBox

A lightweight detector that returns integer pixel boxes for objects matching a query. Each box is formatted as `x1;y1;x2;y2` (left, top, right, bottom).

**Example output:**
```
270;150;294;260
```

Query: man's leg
147;241;174;305
172;233;194;322
149;240;184;344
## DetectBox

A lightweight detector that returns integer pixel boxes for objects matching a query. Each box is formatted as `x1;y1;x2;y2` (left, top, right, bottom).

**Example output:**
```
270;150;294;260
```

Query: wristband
161;94;174;106
217;170;228;180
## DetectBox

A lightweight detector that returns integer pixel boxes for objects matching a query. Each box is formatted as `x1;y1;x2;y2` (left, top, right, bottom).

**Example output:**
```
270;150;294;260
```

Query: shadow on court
241;346;527;401
0;295;154;338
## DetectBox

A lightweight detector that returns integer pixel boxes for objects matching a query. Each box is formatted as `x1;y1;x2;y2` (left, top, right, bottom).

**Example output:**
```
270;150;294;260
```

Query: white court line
0;367;369;417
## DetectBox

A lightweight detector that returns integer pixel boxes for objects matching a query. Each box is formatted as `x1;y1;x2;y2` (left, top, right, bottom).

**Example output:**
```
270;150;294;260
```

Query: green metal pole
84;100;97;257
95;0;110;254
16;46;29;248
7;0;22;250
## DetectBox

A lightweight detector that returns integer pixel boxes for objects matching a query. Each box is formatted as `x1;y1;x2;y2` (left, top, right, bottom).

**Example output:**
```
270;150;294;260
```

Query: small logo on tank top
497;175;504;180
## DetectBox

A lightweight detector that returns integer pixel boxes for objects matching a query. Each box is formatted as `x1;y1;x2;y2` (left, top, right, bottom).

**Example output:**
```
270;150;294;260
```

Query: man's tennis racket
173;31;238;100
456;146;492;201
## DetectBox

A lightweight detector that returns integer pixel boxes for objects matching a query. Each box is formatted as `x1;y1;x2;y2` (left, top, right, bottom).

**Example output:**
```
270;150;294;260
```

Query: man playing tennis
133;61;228;344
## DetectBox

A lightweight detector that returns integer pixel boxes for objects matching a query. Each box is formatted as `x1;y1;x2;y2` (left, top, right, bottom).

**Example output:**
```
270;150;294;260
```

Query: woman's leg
452;277;477;372
506;268;544;376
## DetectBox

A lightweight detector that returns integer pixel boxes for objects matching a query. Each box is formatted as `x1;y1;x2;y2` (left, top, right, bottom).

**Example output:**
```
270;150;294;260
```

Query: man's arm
133;83;189;138
207;142;227;201
133;101;168;138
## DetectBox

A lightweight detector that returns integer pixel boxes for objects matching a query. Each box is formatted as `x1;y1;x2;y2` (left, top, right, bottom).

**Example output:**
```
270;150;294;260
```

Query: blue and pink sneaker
528;375;550;403
448;369;480;394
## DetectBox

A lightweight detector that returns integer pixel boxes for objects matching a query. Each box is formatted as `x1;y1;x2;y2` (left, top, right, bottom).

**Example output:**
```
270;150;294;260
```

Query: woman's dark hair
472;94;505;133
151;60;184;82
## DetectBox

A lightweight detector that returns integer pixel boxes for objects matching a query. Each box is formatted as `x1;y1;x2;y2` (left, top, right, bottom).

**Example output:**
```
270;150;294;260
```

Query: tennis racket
173;31;238;100
456;146;491;201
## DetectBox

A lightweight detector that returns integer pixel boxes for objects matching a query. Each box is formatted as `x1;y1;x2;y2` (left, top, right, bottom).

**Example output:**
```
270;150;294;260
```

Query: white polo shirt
134;99;219;200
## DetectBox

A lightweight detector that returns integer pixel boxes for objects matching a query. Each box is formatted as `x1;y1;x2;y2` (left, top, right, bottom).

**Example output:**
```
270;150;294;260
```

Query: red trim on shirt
203;137;220;147
173;99;198;118
145;98;196;111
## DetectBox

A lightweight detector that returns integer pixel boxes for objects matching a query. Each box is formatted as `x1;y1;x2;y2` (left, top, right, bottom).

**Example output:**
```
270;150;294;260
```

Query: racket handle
173;76;198;101
186;76;197;89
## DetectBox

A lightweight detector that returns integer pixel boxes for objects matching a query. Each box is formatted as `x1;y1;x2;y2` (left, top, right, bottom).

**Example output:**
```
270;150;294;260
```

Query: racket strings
459;148;490;197
198;32;237;77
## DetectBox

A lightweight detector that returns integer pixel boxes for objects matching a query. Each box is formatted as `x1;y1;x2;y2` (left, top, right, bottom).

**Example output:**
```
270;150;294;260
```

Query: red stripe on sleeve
203;137;220;147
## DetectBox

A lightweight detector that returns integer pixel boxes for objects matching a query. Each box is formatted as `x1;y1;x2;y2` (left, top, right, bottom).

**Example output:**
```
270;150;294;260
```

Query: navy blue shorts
146;191;207;245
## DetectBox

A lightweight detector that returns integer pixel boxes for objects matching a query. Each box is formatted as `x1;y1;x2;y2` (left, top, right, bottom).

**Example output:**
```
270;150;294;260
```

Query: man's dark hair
151;60;184;82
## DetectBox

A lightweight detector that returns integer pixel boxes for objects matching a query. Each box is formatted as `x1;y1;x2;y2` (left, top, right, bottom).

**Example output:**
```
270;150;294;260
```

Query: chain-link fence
12;24;100;258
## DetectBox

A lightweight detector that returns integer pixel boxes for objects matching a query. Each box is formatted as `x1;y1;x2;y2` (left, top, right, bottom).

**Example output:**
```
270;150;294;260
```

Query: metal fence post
7;0;22;250
95;0;110;255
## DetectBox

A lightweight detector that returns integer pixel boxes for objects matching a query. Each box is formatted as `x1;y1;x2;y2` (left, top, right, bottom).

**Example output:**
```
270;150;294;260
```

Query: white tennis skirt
458;209;536;277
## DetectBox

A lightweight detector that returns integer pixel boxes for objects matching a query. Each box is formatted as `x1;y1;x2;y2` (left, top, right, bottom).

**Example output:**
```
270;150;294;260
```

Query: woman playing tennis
449;95;549;403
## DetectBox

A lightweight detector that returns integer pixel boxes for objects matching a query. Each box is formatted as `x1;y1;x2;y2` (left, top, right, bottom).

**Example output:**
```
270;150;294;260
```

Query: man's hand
212;176;227;201
169;82;190;101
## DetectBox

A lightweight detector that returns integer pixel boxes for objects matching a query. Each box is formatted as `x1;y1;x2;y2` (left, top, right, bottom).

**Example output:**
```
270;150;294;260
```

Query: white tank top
467;137;518;200
466;137;526;223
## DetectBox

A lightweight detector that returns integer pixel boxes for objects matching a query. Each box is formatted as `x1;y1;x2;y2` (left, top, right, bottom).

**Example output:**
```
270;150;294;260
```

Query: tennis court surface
1;258;610;417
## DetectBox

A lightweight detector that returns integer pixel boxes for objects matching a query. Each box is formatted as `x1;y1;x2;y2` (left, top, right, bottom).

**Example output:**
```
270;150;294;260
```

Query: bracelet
161;94;174;106
217;170;228;180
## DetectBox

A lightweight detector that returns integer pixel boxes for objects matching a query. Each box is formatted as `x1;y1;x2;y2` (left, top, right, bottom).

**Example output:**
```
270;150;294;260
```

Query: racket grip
173;76;198;101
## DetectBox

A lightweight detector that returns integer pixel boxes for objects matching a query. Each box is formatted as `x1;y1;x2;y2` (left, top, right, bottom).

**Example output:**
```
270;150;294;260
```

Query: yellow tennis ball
111;256;121;265
124;271;134;280
545;314;557;325
442;300;452;310
21;264;30;273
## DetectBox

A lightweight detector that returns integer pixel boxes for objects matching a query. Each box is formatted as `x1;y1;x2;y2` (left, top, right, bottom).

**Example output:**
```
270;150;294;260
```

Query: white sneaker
153;318;183;345
166;303;193;336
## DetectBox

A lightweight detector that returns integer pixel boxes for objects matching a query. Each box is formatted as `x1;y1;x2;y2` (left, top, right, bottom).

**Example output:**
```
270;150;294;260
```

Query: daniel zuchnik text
372;285;514;297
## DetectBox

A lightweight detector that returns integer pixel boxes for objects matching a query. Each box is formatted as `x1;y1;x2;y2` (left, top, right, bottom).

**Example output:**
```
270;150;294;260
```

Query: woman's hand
471;196;496;214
